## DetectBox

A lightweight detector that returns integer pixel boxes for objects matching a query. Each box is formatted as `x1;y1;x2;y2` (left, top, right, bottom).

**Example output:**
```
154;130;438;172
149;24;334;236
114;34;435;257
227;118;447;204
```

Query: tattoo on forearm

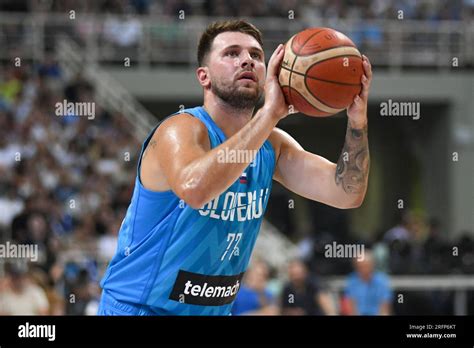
335;124;369;194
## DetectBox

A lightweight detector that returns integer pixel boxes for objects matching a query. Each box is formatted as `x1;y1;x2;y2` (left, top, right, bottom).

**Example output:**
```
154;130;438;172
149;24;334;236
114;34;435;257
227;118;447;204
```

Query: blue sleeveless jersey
100;106;276;315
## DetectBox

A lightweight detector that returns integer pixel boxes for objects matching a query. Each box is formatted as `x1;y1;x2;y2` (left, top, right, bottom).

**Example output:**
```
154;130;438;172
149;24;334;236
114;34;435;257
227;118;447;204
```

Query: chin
236;86;259;98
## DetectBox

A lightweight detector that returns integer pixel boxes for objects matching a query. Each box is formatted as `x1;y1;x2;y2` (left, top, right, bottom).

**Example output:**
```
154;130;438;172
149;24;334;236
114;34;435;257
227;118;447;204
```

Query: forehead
211;31;263;52
357;257;373;266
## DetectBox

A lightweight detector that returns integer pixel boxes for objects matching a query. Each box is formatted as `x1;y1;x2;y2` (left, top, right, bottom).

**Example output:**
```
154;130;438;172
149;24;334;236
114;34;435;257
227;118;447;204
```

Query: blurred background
0;0;473;316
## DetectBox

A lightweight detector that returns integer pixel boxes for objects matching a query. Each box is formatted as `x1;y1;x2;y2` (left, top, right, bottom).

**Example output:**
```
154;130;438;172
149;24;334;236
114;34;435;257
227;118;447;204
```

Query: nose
241;51;255;69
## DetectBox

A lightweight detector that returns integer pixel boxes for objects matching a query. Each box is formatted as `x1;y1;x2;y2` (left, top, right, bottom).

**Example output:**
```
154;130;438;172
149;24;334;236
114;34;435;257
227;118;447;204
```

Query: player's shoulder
158;112;207;132
153;112;209;142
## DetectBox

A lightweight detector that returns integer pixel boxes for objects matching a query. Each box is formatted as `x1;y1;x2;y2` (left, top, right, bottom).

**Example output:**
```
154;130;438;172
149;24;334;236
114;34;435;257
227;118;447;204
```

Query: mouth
237;71;257;82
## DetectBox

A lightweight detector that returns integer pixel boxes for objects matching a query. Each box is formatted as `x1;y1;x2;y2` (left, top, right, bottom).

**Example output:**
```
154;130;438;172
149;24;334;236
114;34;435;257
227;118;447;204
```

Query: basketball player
98;20;372;315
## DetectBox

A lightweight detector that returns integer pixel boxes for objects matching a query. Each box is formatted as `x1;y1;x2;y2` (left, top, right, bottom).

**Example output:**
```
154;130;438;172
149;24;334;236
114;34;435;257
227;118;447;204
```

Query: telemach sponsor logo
170;270;244;306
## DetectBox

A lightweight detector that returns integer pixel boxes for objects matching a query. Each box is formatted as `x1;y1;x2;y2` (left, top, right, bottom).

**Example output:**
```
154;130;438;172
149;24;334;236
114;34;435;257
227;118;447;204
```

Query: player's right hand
263;44;297;121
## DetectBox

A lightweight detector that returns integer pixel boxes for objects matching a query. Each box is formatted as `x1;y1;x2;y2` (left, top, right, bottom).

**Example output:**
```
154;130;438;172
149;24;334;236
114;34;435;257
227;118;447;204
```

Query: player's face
355;257;374;280
207;32;265;109
288;261;307;283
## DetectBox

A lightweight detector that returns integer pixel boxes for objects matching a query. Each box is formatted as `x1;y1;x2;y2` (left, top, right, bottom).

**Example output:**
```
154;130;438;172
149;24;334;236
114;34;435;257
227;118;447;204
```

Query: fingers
352;94;363;106
360;75;370;100
362;54;372;79
267;44;285;78
360;55;372;100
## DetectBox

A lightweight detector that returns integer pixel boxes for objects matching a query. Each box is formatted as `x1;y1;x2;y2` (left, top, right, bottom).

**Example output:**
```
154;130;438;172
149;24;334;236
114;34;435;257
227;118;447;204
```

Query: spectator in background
203;0;235;17
0;262;49;315
130;0;151;15
384;211;415;243
103;12;143;48
280;259;336;315
232;260;278;315
344;250;393;315
65;267;94;315
422;217;451;274
384;212;416;274
0;187;24;229
97;217;120;262
29;267;65;315
0;66;22;107
456;232;474;274
37;54;61;80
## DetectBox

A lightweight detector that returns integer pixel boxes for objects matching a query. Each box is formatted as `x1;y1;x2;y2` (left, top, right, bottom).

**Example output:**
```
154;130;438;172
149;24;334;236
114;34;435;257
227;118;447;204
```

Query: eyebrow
222;45;264;55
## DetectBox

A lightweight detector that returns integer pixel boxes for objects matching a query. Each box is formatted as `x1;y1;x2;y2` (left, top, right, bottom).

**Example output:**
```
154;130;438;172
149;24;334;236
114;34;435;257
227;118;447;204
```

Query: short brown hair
197;19;263;66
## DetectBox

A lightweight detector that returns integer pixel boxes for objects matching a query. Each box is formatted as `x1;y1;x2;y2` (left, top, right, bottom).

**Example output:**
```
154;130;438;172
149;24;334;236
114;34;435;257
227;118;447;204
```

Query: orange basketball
278;27;363;117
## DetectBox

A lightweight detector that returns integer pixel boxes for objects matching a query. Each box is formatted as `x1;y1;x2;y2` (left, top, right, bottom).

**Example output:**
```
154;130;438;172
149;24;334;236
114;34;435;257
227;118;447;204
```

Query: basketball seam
304;53;362;72
293;44;358;56
288;38;298;109
280;65;362;86
288;29;326;106
292;29;326;55
302;75;346;111
280;85;332;115
303;74;353;110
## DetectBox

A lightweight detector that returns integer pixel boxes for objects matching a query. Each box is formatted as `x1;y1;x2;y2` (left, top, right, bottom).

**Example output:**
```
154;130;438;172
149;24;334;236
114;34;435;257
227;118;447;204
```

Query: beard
211;77;263;110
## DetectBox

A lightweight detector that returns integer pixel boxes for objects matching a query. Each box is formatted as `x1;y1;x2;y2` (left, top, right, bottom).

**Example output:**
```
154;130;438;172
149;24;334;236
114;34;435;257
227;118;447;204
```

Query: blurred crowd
0;0;471;68
0;58;140;315
297;213;474;277
0;0;472;21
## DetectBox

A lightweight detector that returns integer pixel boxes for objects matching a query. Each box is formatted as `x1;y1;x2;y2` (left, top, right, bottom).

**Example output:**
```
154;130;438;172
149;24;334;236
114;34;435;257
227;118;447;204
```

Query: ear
196;66;211;89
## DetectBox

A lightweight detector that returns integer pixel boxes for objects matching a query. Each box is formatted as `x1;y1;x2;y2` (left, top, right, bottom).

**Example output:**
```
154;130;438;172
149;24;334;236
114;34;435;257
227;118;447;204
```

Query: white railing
56;36;157;139
0;13;472;69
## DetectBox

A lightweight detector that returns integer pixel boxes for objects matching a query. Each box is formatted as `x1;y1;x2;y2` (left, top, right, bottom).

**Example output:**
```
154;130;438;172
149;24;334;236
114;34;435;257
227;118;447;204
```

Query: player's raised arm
271;55;372;209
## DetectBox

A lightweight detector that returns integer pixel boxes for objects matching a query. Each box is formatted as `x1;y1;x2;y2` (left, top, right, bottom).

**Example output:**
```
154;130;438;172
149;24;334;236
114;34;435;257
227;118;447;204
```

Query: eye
251;52;262;60
225;50;238;57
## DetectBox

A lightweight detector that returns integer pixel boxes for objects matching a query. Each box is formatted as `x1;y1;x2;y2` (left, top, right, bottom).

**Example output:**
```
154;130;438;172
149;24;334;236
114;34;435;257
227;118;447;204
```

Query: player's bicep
154;114;210;192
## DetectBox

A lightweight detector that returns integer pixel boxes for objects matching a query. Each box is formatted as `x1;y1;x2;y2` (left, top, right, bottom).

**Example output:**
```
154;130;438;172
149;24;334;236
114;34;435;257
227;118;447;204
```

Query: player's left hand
346;55;372;128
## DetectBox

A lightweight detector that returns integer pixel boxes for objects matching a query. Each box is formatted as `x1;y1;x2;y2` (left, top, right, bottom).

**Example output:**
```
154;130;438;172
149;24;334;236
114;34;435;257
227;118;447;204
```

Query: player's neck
203;99;254;138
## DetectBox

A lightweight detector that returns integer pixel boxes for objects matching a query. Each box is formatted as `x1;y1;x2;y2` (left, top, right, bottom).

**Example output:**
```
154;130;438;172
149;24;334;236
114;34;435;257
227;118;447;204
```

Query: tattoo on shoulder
335;124;369;194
